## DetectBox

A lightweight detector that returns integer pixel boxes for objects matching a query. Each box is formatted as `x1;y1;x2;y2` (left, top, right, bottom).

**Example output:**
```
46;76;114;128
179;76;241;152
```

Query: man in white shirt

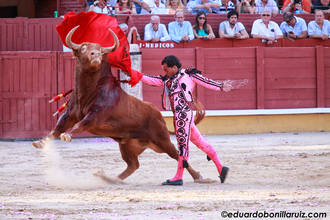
308;10;330;40
251;9;283;44
255;0;279;16
280;12;307;39
144;15;171;42
168;10;194;42
219;10;249;39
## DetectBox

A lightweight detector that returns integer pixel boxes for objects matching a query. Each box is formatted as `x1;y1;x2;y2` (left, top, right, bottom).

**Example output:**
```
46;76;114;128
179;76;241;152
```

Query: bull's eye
91;52;94;56
81;45;87;53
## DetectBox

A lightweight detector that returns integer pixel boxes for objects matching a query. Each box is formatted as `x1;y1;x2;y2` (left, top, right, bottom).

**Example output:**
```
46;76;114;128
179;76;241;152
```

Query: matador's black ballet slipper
161;179;183;186
219;166;229;183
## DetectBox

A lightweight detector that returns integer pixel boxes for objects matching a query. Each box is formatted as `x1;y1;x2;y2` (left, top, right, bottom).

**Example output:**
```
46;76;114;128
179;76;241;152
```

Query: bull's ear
81;45;87;54
73;49;80;57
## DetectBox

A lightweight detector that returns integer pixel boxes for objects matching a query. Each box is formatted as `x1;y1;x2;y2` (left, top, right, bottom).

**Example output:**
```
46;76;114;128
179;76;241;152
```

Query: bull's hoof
219;166;229;183
32;140;44;149
93;170;125;184
161;179;183;186
60;133;72;142
93;169;106;178
194;178;217;184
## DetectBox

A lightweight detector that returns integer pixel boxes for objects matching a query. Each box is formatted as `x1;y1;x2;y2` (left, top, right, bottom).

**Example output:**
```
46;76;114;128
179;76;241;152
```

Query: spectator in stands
168;10;195;42
149;0;169;13
219;10;249;39
89;0;110;14
280;12;307;39
138;0;168;13
308;10;330;40
238;0;257;14
144;15;171;41
119;23;141;43
85;0;95;11
213;0;237;14
255;0;279;16
167;0;185;14
312;0;330;13
193;0;221;14
282;0;311;14
251;9;283;44
116;0;137;13
186;0;198;13
132;0;152;14
193;11;216;39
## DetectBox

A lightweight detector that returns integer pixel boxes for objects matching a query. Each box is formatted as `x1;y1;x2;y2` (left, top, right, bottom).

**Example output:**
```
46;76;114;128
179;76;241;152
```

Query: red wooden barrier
0;52;58;139
57;52;76;92
263;47;316;108
1;47;330;138
0;18;63;51
25;18;63;51
325;48;330;107
191;47;256;110
140;47;330;111
138;39;330;49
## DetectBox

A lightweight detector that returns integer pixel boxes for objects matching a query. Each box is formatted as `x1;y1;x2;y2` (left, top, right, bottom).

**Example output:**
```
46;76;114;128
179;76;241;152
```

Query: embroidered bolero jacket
141;68;224;110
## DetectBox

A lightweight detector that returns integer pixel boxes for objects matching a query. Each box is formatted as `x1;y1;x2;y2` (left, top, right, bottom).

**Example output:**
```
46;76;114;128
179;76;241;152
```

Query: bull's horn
101;28;119;54
65;25;82;50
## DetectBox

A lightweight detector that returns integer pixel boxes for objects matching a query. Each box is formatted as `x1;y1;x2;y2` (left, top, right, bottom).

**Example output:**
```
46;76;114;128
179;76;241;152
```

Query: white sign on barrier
139;42;175;49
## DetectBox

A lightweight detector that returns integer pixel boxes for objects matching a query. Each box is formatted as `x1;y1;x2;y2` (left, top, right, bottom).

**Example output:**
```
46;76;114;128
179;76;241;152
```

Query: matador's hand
222;80;233;92
185;66;194;73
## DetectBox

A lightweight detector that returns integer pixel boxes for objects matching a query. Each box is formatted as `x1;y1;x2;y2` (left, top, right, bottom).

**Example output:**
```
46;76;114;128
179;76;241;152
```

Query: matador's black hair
161;55;182;69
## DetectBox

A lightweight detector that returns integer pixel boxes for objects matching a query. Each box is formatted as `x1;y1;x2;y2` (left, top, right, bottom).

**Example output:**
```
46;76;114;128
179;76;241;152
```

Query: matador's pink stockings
190;123;223;176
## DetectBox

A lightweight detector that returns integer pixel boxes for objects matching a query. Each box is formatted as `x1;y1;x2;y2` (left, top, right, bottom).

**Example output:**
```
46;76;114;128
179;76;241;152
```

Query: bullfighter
138;55;232;185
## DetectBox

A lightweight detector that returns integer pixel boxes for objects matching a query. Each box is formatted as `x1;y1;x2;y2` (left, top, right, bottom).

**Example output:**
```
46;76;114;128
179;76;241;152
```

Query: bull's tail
168;98;205;135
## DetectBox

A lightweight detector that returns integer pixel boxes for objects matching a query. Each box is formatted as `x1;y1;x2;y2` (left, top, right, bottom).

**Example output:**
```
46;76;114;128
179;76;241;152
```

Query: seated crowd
86;0;329;15
85;0;329;43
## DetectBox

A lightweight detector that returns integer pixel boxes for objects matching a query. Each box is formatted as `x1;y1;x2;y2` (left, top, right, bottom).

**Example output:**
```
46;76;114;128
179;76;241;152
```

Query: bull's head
65;25;119;71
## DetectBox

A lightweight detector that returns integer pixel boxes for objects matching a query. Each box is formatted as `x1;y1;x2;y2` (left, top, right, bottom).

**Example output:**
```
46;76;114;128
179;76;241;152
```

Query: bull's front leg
60;111;97;142
32;111;76;148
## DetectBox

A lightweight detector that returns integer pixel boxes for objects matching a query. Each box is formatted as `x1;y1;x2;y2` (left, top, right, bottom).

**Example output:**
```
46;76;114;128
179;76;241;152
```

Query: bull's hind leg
150;129;202;182
117;139;146;180
32;111;76;148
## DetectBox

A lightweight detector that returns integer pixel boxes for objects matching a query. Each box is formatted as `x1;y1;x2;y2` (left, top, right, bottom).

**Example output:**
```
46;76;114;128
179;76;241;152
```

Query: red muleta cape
56;11;142;86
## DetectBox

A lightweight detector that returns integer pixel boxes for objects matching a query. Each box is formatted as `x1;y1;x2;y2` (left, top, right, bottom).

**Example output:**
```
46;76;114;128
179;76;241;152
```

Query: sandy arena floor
0;132;329;220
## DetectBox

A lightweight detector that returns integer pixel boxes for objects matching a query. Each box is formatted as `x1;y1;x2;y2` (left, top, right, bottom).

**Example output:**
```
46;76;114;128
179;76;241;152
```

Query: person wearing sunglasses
219;10;249;39
251;9;283;44
280;12;307;40
193;11;216;39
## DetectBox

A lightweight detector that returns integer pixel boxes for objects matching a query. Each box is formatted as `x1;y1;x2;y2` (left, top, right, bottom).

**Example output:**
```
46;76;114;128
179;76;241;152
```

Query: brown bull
32;26;202;182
